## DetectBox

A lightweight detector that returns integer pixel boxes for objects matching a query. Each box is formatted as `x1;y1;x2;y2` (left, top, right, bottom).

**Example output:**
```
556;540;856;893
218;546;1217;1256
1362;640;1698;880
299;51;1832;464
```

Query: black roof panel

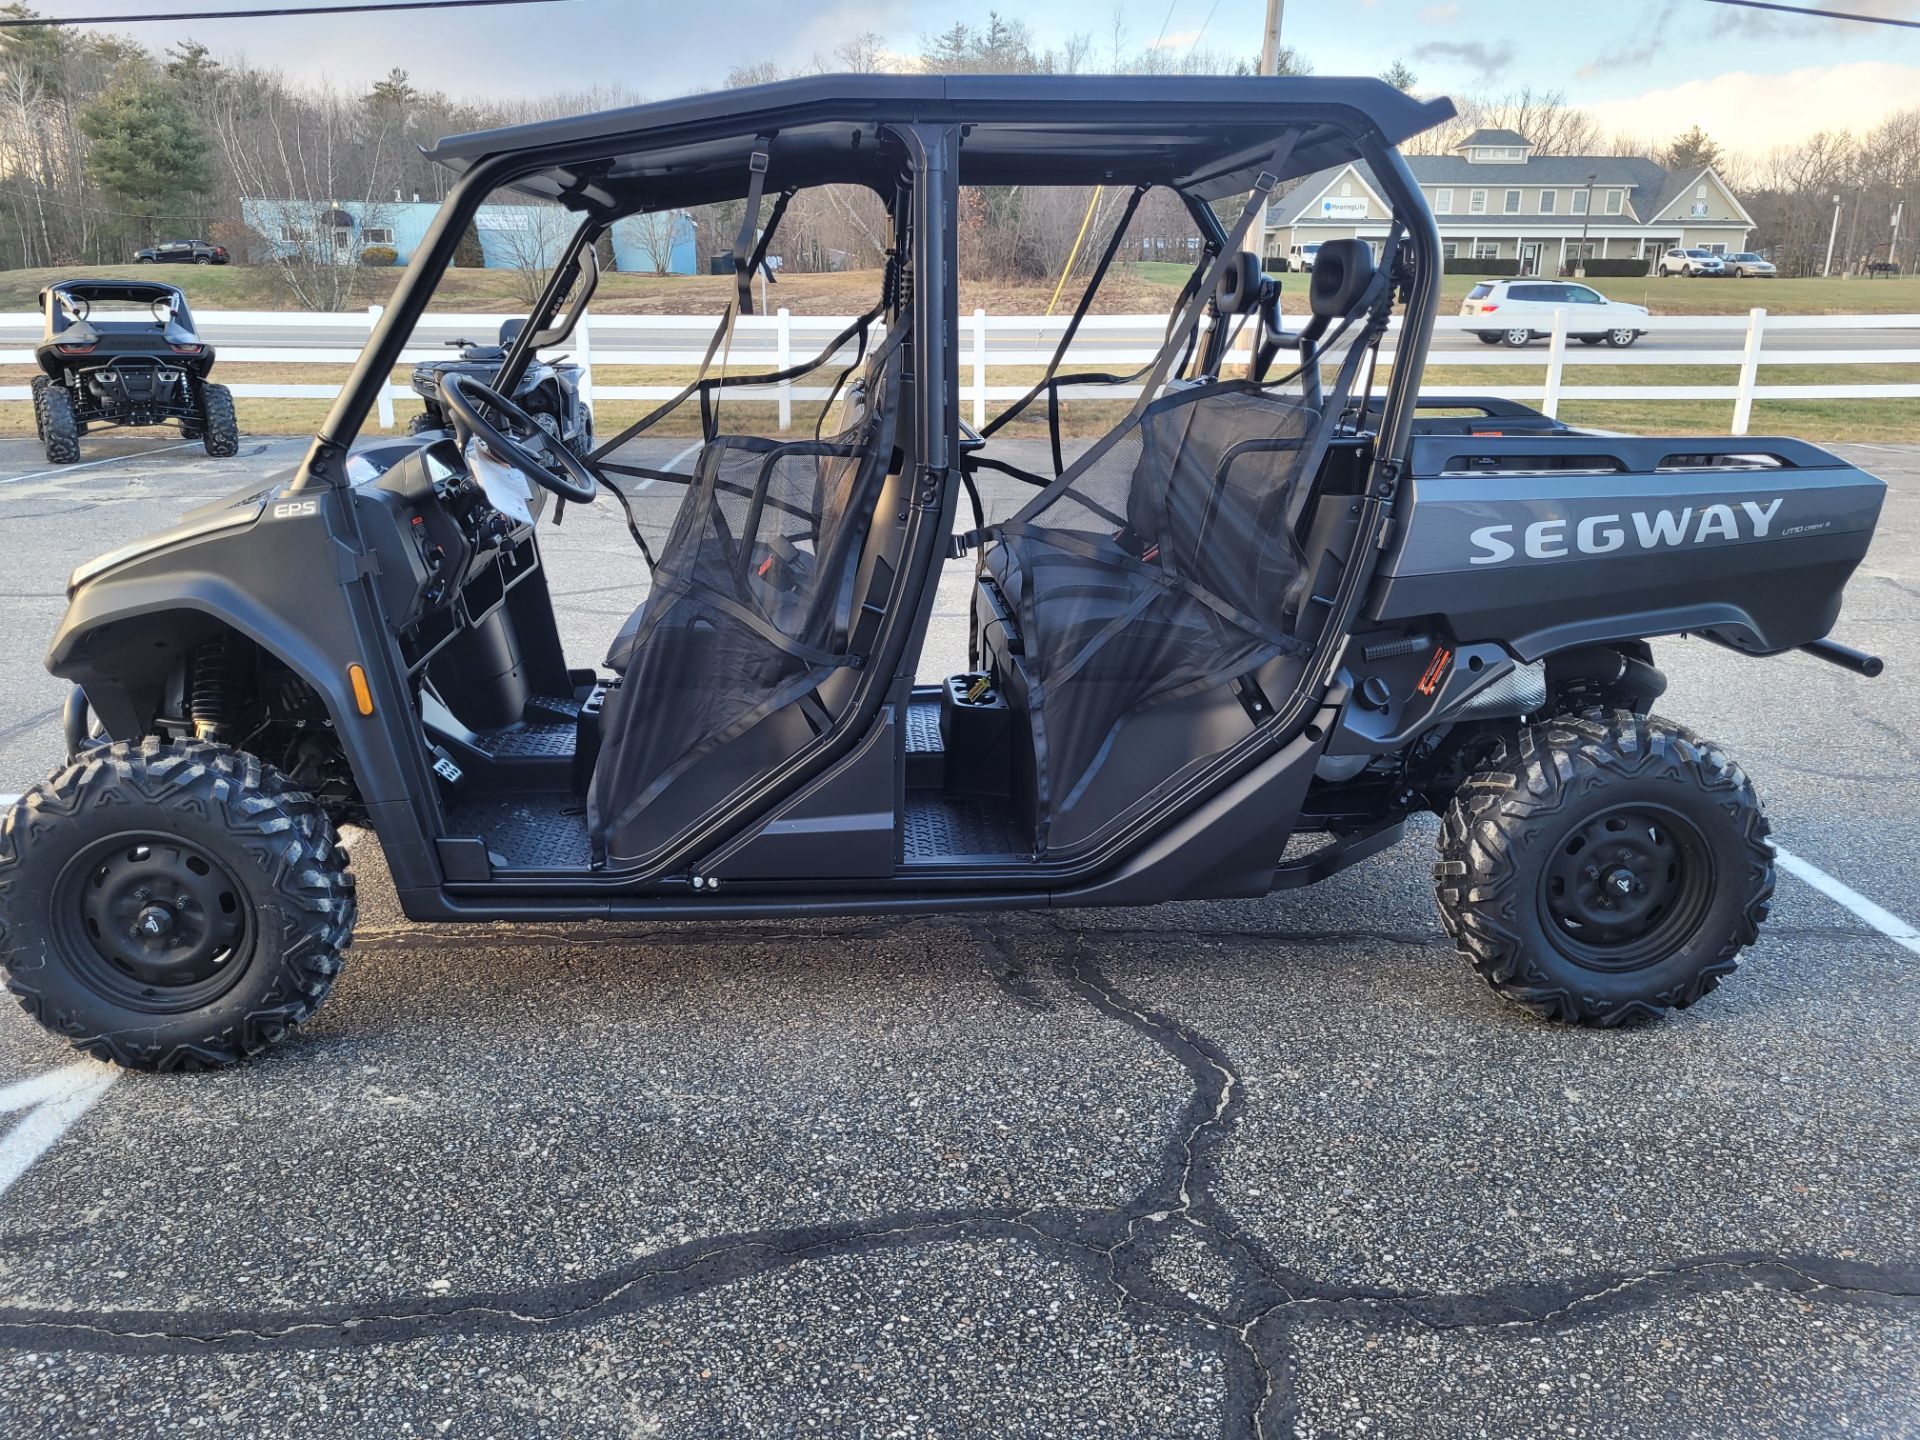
424;73;1456;211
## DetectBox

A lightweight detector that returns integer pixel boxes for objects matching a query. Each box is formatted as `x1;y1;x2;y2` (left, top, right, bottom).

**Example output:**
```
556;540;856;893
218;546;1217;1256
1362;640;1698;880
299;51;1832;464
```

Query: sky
25;0;1920;157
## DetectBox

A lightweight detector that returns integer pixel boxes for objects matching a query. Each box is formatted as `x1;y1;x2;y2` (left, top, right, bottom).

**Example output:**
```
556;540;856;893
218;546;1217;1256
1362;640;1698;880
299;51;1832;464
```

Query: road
0;434;1915;1438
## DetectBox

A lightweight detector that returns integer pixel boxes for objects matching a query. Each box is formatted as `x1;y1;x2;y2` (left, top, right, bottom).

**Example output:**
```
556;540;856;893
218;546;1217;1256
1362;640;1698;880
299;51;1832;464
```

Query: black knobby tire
200;381;239;457
30;375;49;440
1433;712;1773;1026
0;740;356;1070
39;382;80;464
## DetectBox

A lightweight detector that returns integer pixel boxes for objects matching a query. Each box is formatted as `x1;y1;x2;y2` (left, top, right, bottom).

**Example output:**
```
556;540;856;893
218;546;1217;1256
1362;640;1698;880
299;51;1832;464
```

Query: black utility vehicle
31;279;239;463
0;77;1887;1070
133;239;229;265
408;315;593;456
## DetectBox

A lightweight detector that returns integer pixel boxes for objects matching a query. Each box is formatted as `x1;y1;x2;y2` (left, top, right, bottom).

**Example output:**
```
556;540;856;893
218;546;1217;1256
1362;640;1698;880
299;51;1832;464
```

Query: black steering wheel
437;371;598;506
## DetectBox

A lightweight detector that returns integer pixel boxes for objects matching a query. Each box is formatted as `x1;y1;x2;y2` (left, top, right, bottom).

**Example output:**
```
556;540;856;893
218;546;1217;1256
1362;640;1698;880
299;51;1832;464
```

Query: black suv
133;238;229;265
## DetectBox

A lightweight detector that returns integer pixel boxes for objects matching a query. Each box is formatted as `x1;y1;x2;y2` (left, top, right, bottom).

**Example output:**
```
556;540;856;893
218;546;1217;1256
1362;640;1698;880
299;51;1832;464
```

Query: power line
0;0;574;27
1698;0;1920;27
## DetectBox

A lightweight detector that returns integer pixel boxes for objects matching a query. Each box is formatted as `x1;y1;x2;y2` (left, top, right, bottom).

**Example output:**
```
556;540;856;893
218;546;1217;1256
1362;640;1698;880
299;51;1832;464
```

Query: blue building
239;199;697;274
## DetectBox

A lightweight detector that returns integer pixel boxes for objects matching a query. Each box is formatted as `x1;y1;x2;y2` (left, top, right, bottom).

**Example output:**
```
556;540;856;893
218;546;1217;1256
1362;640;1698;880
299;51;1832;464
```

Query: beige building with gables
1265;127;1755;275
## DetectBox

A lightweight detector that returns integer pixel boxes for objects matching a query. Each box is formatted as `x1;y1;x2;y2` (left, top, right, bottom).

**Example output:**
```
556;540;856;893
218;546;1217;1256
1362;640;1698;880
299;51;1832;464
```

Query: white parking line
1775;847;1920;957
0;1063;118;1199
0;440;200;487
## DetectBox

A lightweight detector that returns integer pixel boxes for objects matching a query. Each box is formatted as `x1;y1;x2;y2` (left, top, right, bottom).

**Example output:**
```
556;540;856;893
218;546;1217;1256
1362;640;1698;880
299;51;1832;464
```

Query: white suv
1460;279;1650;348
1658;247;1726;278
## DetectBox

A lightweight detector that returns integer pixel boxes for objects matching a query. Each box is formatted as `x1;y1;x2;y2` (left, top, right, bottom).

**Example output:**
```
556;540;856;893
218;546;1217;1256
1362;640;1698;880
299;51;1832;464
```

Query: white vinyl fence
5;305;1916;438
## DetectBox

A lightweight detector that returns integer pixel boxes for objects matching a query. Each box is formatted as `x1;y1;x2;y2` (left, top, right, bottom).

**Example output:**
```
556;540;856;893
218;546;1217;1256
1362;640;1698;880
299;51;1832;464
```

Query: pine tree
79;72;211;243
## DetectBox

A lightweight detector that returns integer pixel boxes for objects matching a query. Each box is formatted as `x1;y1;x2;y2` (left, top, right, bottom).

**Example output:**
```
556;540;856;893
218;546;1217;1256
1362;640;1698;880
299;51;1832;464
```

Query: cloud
1410;38;1517;86
1582;61;1920;156
1419;2;1461;22
1149;28;1205;49
1578;1;1679;78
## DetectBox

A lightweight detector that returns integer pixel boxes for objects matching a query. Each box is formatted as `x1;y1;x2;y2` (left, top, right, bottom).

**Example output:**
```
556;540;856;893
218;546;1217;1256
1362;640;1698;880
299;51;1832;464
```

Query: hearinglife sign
1318;197;1370;220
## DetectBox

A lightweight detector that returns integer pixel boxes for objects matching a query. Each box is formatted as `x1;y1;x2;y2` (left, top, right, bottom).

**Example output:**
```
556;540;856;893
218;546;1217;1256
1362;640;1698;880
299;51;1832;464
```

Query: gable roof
1264;163;1388;227
1456;127;1530;148
1269;155;1755;231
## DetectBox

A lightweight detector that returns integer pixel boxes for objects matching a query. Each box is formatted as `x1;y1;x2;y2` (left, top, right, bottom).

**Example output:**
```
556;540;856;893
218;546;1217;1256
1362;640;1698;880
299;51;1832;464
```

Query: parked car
1657;247;1725;278
1280;241;1321;272
1724;252;1776;278
133;238;229;265
1460;278;1649;347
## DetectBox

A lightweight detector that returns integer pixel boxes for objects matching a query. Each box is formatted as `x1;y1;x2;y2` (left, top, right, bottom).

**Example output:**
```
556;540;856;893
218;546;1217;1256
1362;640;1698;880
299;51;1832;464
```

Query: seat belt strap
735;136;775;316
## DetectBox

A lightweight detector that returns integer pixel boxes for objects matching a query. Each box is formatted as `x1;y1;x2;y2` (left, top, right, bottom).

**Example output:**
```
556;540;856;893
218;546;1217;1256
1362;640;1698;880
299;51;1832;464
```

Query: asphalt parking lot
0;431;1915;1438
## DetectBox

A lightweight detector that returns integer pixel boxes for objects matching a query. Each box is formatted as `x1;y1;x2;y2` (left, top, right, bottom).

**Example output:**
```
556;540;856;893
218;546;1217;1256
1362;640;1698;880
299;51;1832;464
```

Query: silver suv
1658;247;1726;278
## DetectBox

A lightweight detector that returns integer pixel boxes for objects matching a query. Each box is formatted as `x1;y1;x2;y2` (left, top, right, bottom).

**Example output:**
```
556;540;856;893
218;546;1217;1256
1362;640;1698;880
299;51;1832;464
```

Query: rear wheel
1578;336;1604;346
200;381;239;457
1606;328;1638;348
40;383;79;464
194;255;212;265
1501;328;1532;347
1475;332;1503;345
1434;713;1772;1026
0;741;356;1070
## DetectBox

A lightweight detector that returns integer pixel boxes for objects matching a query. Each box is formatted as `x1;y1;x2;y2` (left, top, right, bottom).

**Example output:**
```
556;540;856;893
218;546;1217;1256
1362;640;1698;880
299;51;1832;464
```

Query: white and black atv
407;316;592;457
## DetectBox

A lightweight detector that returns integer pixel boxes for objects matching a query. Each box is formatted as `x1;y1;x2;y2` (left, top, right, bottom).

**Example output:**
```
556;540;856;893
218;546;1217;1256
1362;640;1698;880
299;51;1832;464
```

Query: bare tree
621;207;682;276
209;64;400;308
482;200;577;307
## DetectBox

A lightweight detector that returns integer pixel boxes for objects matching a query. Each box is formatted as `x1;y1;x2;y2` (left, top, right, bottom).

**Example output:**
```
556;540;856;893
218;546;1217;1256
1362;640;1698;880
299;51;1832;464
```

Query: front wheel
0;741;356;1070
1605;328;1638;348
194;255;212;265
1501;328;1532;347
1433;713;1772;1027
200;381;239;457
1577;336;1605;346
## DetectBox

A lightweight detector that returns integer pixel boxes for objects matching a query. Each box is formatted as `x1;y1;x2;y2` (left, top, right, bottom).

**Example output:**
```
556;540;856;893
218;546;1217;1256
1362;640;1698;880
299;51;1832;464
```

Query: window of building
1690;201;1708;217
1473;241;1500;259
1442;241;1458;259
1503;189;1521;214
1539;190;1556;214
362;226;396;245
1571;189;1589;215
279;224;300;242
1469;189;1487;214
1340;181;1353;197
1434;188;1453;214
1604;189;1624;215
1566;240;1597;261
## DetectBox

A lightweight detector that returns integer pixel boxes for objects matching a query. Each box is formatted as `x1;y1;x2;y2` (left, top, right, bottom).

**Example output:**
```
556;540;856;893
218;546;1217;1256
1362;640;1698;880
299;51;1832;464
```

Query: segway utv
31;278;239;463
0;75;1887;1070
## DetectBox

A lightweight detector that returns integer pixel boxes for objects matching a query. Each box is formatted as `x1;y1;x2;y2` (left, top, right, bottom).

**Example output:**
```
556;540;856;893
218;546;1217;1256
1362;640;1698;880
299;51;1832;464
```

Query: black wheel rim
1538;803;1714;971
52;832;254;1011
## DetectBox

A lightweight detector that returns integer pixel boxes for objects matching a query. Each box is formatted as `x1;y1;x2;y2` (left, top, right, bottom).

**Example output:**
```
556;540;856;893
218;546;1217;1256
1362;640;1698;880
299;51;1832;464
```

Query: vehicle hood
66;477;288;595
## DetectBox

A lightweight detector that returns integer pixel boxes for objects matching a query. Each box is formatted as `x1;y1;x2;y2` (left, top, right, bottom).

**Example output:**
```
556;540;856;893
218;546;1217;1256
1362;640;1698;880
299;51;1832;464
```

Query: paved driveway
0;433;1915;1438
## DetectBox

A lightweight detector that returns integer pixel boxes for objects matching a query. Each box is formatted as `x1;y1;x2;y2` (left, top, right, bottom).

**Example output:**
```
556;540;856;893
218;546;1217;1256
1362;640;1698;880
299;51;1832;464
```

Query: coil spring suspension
188;636;242;741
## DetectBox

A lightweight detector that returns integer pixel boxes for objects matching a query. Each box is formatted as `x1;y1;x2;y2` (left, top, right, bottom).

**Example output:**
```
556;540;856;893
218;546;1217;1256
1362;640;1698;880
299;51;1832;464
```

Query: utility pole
1843;183;1863;275
1892;201;1905;274
1823;193;1843;277
1252;0;1285;264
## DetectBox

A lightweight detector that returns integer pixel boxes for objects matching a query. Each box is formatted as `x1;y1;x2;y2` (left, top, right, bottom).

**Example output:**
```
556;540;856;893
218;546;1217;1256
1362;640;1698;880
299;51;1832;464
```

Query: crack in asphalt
0;924;1914;1440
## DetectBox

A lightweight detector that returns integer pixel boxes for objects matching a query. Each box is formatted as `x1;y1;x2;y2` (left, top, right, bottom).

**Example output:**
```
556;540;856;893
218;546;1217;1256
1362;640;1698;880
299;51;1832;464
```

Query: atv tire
30;375;48;440
39;383;79;464
1434;712;1772;1027
199;382;239;457
0;740;356;1071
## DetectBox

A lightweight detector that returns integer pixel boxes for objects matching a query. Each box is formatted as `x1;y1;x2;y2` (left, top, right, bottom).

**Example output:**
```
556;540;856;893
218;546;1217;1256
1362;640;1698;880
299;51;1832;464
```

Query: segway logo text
1467;498;1784;565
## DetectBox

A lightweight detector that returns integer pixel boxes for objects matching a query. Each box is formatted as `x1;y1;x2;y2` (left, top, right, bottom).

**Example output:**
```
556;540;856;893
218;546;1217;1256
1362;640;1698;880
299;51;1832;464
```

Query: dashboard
347;436;546;636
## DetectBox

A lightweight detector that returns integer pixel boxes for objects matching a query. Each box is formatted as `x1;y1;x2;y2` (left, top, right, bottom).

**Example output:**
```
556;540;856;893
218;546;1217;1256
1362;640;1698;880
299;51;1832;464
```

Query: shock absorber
188;635;242;741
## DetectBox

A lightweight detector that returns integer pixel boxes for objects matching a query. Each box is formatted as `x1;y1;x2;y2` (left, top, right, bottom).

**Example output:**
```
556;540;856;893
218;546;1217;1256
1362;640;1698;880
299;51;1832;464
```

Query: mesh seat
587;336;905;864
980;382;1323;850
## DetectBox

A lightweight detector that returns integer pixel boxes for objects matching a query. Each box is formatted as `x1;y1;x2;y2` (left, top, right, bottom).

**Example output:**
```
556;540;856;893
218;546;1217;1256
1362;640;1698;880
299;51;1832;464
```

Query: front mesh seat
587;335;906;866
